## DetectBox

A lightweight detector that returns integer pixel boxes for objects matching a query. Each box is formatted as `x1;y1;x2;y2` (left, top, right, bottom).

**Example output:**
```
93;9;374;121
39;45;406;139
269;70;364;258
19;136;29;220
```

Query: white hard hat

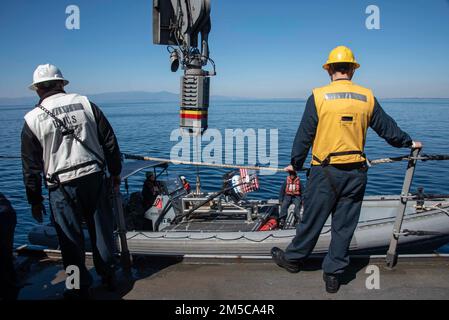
180;176;186;180
29;64;69;91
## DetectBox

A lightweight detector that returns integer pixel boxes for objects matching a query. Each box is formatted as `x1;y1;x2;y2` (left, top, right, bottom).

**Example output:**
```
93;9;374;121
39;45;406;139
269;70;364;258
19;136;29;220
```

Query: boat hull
28;196;449;256
122;210;449;256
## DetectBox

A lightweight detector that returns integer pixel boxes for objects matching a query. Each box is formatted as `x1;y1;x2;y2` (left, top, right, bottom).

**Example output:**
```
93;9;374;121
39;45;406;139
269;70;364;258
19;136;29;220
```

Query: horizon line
0;90;449;100
0;90;448;101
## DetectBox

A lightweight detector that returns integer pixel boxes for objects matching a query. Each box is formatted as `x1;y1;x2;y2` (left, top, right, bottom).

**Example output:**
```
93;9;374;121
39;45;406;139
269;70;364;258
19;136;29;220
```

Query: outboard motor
222;171;244;203
146;177;188;231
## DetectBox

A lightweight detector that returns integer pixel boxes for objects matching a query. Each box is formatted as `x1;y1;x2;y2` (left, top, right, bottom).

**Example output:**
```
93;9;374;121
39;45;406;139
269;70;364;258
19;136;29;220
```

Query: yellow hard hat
323;46;360;70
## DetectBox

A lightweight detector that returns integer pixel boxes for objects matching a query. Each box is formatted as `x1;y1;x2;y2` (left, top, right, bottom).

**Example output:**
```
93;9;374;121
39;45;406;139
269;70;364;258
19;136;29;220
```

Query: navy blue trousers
280;195;302;221
284;165;367;274
49;172;116;288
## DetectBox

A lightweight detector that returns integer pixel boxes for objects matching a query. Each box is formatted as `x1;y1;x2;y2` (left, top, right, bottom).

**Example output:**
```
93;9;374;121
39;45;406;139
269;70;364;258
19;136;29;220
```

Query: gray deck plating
15;251;449;300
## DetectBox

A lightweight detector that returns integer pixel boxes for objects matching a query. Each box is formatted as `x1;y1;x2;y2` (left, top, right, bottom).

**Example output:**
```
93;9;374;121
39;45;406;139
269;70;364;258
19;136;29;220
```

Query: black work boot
270;247;301;273
101;274;117;292
323;273;340;294
63;288;91;300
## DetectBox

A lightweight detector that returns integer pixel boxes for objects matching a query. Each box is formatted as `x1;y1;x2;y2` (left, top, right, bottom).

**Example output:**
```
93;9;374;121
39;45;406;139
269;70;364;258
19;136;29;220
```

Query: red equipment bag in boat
259;218;278;231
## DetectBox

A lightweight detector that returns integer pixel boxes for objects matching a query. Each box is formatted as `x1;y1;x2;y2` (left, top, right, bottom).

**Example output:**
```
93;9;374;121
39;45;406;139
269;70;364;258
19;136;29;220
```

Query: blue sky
1;0;448;98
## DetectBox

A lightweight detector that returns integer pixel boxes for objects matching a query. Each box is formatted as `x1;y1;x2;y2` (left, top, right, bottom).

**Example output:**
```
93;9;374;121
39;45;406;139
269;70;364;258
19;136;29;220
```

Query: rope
394;203;449;237
368;156;408;165
3;152;449;171
123;153;288;172
421;154;449;161
400;229;445;237
123;153;449;172
369;154;449;166
125;230;297;242
195;135;201;194
423;203;449;218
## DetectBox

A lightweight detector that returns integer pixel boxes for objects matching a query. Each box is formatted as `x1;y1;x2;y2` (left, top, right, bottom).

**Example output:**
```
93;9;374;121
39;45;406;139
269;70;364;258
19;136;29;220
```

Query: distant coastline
0;91;447;107
0;91;250;107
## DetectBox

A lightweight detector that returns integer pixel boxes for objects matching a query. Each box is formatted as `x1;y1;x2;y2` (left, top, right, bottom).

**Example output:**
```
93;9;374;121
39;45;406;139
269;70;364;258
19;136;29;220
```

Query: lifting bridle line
194;135;202;194
122;153;449;172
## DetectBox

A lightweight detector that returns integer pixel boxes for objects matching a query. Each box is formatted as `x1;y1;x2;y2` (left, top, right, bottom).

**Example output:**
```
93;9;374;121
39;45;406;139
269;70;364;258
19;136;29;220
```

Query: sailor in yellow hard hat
322;45;360;70
271;46;423;293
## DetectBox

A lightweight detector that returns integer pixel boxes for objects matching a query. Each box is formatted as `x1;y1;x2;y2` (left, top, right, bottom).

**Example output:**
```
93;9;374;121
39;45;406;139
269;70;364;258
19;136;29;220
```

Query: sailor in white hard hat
21;64;122;299
28;64;69;91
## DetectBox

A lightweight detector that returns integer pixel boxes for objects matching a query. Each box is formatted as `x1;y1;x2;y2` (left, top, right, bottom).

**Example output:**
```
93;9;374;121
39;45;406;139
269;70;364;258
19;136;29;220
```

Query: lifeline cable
369;154;449;165
123;153;293;172
122;153;449;172
3;153;449;170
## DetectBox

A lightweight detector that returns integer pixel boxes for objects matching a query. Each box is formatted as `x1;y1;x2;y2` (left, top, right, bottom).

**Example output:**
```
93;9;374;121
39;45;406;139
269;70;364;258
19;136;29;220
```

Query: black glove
31;203;46;223
111;175;121;193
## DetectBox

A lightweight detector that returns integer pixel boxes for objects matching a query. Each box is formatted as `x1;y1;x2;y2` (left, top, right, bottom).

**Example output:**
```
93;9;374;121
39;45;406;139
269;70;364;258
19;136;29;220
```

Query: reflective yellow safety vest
311;80;375;166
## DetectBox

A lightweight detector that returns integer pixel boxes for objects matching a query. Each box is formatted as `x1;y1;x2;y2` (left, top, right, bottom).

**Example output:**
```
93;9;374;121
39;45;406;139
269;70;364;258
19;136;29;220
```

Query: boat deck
164;217;259;232
15;249;449;300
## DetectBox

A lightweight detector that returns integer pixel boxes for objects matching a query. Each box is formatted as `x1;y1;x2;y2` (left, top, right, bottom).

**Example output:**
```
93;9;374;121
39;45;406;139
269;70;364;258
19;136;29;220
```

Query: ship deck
14;248;449;300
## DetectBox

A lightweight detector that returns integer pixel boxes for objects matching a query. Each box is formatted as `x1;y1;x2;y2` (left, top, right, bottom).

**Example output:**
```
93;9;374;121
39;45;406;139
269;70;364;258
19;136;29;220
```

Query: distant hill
0;96;36;106
88;91;179;103
1;92;446;107
0;91;248;106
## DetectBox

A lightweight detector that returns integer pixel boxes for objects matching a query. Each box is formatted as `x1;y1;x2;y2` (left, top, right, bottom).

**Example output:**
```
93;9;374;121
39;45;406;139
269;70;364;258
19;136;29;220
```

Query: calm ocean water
1;98;449;252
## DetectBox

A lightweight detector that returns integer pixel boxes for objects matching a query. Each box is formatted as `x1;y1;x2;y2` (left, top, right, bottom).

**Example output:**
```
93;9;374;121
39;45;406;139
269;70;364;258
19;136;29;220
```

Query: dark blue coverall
279;179;302;223
21;89;122;289
284;95;412;275
48;173;115;288
0;193;17;300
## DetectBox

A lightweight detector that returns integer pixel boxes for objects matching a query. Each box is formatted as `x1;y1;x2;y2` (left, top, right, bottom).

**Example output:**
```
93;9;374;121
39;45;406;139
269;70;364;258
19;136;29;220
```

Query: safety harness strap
313;150;365;166
37;104;106;182
47;160;101;184
37;104;106;167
